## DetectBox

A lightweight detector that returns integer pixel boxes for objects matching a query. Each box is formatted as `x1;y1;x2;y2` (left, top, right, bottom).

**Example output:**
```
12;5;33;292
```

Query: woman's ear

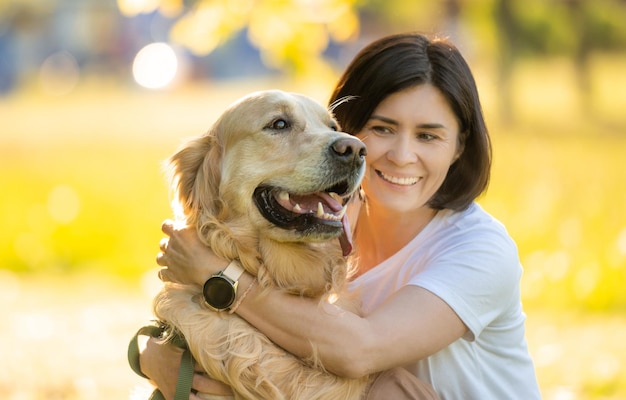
452;130;467;164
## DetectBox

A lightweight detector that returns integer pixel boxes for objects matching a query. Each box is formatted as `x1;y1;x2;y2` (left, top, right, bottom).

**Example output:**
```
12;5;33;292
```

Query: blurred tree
491;0;626;121
566;0;592;108
117;0;361;77
494;0;516;123
357;0;444;34
116;0;626;86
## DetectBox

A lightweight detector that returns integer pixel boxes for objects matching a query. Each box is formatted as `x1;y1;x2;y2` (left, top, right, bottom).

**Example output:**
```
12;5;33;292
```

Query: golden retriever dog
153;90;371;399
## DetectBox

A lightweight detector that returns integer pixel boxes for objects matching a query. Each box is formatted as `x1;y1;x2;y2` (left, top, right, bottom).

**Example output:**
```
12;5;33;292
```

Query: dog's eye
269;119;289;130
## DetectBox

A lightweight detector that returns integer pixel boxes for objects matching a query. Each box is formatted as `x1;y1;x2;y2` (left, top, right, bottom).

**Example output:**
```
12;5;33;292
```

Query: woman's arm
157;221;468;378
238;278;467;378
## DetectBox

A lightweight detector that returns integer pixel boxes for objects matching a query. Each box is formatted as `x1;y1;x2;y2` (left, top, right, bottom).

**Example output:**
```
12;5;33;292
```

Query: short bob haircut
329;33;491;211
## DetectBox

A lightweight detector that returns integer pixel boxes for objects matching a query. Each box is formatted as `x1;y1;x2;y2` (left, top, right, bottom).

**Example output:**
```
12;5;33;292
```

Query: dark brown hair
329;33;491;211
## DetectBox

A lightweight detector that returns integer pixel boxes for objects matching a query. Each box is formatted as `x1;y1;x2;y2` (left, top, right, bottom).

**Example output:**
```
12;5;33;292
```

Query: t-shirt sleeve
407;226;522;341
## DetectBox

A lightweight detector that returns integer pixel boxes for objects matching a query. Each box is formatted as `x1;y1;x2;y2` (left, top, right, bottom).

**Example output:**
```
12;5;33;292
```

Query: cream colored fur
153;90;371;399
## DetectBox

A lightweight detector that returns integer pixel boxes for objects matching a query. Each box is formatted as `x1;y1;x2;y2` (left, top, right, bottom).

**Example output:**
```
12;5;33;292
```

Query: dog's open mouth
253;183;355;256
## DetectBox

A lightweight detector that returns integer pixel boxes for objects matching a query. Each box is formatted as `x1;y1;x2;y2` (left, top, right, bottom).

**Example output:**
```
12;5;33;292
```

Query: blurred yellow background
1;0;625;399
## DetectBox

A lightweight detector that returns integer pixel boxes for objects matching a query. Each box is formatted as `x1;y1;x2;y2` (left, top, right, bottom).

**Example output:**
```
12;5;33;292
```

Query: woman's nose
386;135;417;165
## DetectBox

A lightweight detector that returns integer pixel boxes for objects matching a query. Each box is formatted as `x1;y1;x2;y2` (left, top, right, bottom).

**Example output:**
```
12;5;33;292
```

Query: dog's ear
166;133;223;225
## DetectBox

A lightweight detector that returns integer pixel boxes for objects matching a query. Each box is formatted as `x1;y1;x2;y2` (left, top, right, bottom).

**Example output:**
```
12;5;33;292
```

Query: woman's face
356;84;462;214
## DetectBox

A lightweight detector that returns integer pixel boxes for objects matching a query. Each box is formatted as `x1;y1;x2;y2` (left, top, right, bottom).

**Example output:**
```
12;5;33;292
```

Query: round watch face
203;276;236;310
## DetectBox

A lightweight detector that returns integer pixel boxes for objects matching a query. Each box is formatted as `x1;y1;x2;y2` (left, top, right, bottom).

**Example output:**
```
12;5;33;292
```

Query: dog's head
167;90;366;259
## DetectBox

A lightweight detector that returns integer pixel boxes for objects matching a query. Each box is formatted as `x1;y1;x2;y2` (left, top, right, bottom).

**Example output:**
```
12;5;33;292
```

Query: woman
142;33;541;399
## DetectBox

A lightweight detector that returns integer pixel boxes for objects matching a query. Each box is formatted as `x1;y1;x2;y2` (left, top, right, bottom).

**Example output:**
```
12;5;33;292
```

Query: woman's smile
376;170;420;186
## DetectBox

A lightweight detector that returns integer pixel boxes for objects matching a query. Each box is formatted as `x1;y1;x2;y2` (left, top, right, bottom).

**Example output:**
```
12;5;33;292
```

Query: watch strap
222;260;244;282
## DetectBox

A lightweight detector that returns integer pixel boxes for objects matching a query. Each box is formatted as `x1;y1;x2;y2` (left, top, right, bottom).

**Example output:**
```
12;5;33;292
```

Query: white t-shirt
349;203;541;399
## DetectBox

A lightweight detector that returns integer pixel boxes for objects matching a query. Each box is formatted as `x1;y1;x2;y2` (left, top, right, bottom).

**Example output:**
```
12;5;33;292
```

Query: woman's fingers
192;372;234;396
156;251;167;266
157;220;173;269
161;219;175;234
158;268;171;282
160;238;169;252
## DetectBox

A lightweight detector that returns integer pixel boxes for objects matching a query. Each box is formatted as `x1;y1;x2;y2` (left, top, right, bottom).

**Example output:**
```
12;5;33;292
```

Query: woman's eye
372;125;392;134
418;132;437;141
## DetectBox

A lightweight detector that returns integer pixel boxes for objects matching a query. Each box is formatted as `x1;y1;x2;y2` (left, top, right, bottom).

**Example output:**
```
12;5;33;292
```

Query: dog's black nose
331;137;367;162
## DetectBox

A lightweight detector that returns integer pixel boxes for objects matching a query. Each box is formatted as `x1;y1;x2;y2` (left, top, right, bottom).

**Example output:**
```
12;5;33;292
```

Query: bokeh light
116;0;182;17
39;51;80;96
47;185;81;225
132;42;178;89
116;0;160;16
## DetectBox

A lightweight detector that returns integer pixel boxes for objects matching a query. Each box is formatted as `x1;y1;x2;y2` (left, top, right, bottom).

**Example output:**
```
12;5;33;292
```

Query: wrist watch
202;260;244;311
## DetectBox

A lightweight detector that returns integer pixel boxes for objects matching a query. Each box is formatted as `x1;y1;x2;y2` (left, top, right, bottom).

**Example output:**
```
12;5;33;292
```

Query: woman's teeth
378;171;418;186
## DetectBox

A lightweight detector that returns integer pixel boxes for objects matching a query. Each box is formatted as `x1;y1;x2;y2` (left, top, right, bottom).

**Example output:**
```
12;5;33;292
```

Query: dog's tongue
275;190;353;255
304;192;352;256
339;213;353;256
286;191;342;213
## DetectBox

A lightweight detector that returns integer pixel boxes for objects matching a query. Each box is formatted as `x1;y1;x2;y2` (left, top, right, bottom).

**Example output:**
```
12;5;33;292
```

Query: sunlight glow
617;227;626;255
327;293;339;304
141;268;164;299
48;185;80;224
0;270;20;305
573;264;599;300
130;384;155;400
116;0;160;16
132;42;178;89
15;312;56;340
14;232;48;267
170;198;185;223
117;0;182;17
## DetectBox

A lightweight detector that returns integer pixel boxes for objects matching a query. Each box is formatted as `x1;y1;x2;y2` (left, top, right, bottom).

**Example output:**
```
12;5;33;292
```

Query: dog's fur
153;90;372;399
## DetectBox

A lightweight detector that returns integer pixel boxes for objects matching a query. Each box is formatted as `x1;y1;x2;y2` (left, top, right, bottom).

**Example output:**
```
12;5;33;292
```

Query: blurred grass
1;54;626;399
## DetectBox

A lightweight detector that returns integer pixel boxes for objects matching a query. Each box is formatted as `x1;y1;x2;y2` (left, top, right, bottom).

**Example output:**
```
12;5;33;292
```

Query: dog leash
128;322;194;400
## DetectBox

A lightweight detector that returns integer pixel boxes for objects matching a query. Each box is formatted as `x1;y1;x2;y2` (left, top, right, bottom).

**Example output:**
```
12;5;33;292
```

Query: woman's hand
156;220;227;286
140;336;234;400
